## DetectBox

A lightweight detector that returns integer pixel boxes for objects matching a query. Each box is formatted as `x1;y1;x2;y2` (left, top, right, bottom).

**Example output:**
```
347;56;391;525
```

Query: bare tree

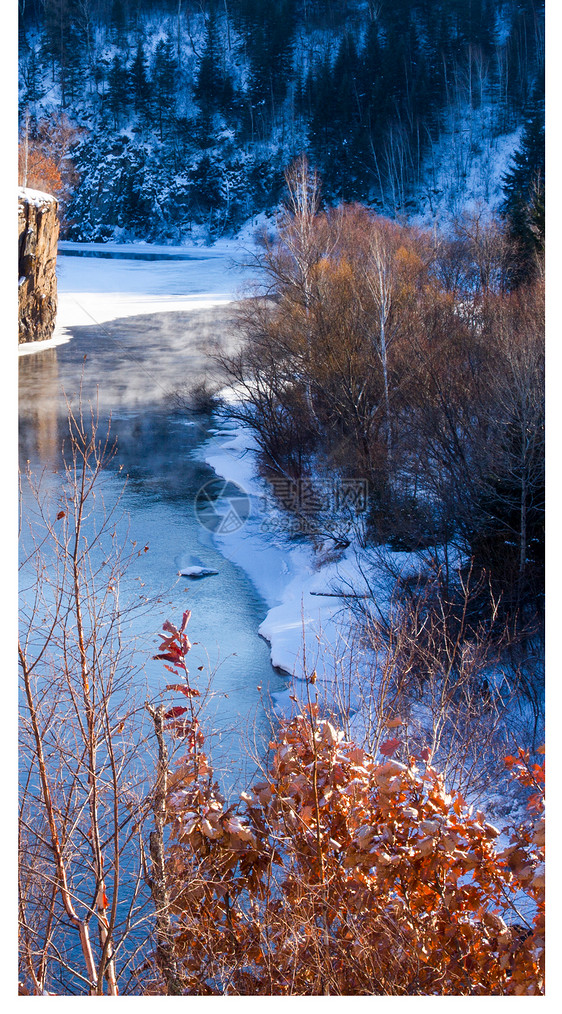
19;405;154;995
452;208;512;295
359;219;398;469
274;155;323;421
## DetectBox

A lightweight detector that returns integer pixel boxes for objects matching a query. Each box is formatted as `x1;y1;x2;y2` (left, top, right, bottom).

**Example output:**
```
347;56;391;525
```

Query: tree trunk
146;704;183;996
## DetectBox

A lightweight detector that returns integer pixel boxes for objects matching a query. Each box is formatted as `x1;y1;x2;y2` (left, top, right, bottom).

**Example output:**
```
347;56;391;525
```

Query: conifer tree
131;40;150;118
502;96;545;275
41;0;85;106
21;46;45;107
107;54;130;127
195;11;234;118
241;0;297;117
110;0;128;43
152;36;178;140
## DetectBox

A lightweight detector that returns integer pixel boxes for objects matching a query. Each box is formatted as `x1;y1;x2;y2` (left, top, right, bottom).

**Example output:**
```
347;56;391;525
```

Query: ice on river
18;242;258;412
20;239;255;354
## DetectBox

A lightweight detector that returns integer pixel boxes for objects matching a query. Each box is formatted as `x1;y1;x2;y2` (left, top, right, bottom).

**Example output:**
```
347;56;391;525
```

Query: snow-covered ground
413;115;522;227
204;425;362;698
202;422;433;719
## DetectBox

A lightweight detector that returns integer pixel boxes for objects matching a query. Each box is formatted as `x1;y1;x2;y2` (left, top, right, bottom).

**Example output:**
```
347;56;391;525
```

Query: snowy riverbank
203;424;361;701
202;420;435;718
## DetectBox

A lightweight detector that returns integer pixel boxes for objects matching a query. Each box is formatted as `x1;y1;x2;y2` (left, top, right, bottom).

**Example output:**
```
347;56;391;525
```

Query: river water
18;253;286;797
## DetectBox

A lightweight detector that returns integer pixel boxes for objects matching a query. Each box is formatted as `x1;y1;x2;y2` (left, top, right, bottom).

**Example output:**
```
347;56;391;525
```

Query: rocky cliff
18;188;60;344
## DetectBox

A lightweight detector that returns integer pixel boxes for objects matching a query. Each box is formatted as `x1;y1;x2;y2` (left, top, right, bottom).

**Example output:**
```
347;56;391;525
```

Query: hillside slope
18;0;544;242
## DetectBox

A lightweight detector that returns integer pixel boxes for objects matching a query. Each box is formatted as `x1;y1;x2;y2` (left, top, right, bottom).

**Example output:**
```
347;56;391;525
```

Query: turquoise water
18;302;285;797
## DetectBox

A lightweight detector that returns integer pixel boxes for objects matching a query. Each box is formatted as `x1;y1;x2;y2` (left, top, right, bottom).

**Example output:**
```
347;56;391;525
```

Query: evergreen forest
19;0;544;242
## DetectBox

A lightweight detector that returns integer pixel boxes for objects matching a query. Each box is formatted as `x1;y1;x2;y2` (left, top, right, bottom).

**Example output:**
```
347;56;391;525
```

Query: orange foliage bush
18;144;62;194
18;114;81;221
149;615;545;996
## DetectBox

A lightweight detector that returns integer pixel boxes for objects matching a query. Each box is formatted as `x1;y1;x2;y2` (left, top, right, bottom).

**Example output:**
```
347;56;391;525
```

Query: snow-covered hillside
18;1;544;243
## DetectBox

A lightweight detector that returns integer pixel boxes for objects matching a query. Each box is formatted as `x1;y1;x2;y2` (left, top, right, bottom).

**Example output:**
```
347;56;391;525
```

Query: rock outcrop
18;188;60;344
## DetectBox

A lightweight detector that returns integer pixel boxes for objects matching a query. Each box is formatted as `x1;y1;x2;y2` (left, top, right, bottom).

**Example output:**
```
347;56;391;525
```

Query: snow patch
18;186;57;207
18;332;71;356
202;422;390;715
51;241;255;335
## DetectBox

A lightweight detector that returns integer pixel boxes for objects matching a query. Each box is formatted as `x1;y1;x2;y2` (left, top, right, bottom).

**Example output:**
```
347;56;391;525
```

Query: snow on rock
18;189;60;344
18;186;58;208
179;566;219;579
18;333;71;356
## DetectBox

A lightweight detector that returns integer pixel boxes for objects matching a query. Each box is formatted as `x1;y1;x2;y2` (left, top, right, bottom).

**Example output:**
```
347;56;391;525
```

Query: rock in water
179;566;219;579
177;554;219;579
18;188;60;344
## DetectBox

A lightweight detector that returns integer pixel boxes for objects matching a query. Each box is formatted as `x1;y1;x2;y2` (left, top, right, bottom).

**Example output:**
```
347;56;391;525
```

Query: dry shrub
147;614;544;996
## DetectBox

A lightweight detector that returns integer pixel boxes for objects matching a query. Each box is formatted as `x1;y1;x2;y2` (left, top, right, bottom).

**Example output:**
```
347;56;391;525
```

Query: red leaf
180;609;192;633
420;747;431;762
165;684;200;698
56;510;66;520
379;737;401;757
164;706;188;719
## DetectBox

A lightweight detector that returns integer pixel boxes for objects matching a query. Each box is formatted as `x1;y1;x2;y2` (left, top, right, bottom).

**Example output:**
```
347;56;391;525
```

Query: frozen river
18;245;287;794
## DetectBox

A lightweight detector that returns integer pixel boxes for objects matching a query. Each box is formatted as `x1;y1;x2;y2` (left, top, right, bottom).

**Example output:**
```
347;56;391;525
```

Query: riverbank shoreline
31;245;406;725
201;419;383;717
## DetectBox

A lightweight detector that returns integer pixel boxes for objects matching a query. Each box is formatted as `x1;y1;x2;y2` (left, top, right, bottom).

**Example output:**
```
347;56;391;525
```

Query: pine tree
308;56;337;164
189;153;222;224
152;36;178;140
21;46;45;107
502;97;545;273
107;54;130;128
131;40;150;118
195;11;234;118
110;0;128;43
41;0;86;106
310;34;362;198
239;0;297;118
